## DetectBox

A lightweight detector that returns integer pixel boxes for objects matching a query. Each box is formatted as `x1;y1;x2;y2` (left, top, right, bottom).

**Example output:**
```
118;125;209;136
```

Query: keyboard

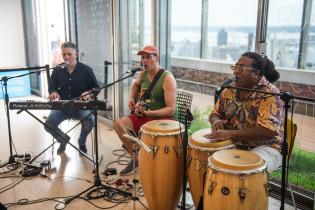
9;100;107;110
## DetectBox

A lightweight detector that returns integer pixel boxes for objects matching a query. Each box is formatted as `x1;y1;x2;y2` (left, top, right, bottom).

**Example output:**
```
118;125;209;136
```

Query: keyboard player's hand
80;91;92;101
48;92;60;101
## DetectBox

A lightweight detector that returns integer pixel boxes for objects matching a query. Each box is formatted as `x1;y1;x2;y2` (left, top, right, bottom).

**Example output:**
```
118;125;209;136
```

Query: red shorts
128;113;174;134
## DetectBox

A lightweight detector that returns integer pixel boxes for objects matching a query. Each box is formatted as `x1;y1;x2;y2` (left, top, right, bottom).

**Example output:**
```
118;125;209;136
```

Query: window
266;0;303;69
171;0;202;58
207;0;258;62
305;2;315;70
143;0;152;45
130;0;152;53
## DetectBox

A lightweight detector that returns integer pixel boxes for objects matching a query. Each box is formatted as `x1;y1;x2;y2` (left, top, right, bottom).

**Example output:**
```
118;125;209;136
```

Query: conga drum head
189;128;233;150
209;149;266;172
141;119;182;134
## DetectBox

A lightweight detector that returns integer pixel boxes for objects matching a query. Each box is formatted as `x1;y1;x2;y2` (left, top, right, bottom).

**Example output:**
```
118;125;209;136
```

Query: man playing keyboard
45;41;99;155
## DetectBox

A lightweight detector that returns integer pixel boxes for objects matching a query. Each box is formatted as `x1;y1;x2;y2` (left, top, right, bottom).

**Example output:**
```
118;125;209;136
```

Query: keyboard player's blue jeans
44;110;94;147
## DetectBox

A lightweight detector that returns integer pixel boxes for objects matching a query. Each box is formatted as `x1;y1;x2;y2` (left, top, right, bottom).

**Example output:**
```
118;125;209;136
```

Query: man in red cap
113;45;177;175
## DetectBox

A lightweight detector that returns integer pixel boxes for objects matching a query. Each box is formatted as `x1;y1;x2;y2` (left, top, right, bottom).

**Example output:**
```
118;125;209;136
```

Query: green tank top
140;70;171;111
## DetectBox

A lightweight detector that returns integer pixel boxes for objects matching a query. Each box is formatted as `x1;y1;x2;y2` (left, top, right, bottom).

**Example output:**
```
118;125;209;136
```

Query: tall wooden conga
139;120;184;210
188;128;234;208
204;149;268;210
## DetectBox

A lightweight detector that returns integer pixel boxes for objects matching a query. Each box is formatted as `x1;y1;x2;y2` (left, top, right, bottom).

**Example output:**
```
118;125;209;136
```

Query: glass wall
305;2;315;70
130;0;152;53
266;0;303;69
207;0;258;62
171;0;202;58
168;0;315;202
143;0;152;45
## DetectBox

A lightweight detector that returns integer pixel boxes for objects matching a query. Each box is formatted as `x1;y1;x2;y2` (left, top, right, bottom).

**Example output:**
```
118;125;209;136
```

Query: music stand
181;108;194;210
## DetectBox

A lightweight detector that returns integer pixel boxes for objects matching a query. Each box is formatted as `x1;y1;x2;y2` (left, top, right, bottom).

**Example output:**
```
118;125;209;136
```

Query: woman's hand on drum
209;129;231;142
211;119;228;130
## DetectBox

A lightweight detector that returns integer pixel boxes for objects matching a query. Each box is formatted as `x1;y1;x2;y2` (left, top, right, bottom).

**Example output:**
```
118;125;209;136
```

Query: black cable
0;162;20;175
75;196;123;209
103;149;130;170
0;177;25;194
0;175;20;178
4;196;71;210
42;175;93;183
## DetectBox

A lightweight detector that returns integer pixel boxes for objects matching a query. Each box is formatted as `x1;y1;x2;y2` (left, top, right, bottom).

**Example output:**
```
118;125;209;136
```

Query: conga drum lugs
139;120;184;210
204;149;268;210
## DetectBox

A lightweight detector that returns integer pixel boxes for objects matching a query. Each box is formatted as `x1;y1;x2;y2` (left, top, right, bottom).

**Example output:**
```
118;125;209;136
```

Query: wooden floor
0;97;302;210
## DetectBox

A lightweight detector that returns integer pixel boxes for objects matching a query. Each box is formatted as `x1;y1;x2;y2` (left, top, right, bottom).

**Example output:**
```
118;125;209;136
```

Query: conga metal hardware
192;159;204;171
187;156;192;168
208;181;217;196
150;135;159;158
237;175;248;203
149;145;159;158
164;145;169;153
237;187;248;203
203;160;208;170
208;170;217;196
221;186;230;196
173;145;181;158
264;183;271;196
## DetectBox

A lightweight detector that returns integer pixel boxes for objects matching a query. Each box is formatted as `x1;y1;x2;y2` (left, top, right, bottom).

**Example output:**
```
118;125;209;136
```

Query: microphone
131;67;143;73
128;65;143;74
221;75;235;88
90;87;100;96
185;104;194;121
57;61;69;69
214;75;235;103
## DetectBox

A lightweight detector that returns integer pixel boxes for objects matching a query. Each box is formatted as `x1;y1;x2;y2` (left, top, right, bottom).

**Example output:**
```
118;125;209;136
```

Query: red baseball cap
137;45;159;55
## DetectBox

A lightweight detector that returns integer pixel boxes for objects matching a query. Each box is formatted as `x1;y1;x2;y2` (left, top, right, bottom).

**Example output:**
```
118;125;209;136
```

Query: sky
170;0;305;27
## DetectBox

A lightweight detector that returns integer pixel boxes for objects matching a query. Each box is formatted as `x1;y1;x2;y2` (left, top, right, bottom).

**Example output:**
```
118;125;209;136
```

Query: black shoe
79;145;87;156
120;160;139;176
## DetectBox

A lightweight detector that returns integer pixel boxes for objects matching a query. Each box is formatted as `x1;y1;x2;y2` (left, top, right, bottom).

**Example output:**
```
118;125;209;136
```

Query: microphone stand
223;85;315;210
65;71;140;205
181;107;194;210
0;65;49;168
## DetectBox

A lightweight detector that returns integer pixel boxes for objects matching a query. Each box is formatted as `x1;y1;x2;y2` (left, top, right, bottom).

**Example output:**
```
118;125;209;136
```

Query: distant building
217;28;227;46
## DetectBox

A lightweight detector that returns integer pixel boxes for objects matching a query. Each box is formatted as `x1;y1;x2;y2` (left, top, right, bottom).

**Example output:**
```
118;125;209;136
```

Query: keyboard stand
16;109;98;166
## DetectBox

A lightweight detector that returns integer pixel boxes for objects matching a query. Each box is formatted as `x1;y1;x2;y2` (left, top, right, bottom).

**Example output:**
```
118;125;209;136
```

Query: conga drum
188;128;234;208
139;120;184;210
204;149;268;210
